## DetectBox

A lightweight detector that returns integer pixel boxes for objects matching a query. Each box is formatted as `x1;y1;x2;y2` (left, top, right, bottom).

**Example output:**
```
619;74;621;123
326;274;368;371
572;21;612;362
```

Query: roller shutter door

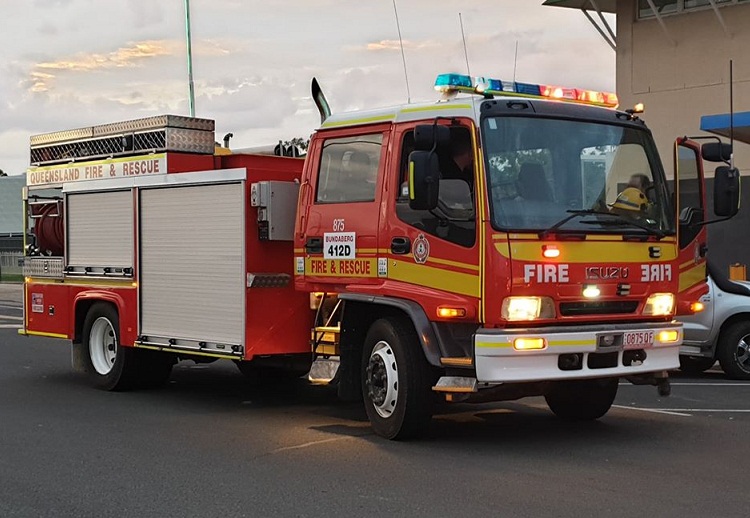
139;182;244;345
67;190;133;268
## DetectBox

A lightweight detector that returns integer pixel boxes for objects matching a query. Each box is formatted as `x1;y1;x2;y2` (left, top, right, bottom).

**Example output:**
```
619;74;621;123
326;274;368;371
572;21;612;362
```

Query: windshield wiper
539;209;666;240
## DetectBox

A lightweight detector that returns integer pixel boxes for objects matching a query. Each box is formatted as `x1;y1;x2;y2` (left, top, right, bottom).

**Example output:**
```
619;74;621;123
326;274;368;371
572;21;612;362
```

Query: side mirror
702;142;732;163
414;124;450;151
408;151;439;210
714;165;740;218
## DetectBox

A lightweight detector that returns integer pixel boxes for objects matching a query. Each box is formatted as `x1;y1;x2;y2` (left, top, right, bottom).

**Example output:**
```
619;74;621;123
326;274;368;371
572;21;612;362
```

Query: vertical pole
184;0;196;117
392;0;411;104
730;59;734;168
459;13;471;78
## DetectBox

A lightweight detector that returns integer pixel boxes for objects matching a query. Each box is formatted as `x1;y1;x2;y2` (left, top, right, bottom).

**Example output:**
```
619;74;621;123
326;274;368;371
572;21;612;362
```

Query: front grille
559;301;638;316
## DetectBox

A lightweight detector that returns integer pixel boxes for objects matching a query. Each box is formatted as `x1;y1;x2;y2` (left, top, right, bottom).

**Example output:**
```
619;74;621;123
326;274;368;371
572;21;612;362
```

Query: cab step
432;376;478;393
308;356;339;383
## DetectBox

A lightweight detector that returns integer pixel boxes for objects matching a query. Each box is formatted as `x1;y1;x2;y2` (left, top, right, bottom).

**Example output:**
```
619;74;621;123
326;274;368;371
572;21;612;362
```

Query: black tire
81;302;138;391
545;378;619;421
361;317;435;440
717;321;750;380
679;355;716;375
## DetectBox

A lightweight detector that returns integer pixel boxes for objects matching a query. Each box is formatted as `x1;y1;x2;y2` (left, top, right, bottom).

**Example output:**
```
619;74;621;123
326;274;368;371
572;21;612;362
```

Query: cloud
364;39;440;52
36;41;177;72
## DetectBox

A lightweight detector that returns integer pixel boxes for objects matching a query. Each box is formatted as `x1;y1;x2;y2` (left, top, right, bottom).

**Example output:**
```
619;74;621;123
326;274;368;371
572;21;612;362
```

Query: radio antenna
730;59;735;168
513;40;519;82
392;0;411;104
459;12;471;77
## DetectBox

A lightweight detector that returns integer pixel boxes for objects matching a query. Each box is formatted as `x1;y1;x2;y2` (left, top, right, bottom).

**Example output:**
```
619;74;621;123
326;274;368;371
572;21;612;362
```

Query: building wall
0;176;25;250
617;1;750;273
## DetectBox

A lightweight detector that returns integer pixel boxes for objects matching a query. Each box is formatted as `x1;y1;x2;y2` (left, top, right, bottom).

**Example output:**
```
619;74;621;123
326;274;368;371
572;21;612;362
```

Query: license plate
623;330;654;349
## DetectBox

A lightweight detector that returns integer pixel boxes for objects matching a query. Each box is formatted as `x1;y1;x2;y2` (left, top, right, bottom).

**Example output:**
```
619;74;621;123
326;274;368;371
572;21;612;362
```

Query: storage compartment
139;182;245;348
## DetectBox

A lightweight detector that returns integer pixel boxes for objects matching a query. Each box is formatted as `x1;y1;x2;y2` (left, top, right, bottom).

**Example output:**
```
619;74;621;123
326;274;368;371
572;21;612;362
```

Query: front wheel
82;302;138;391
361;317;435;440
545;378;618;421
717;321;750;380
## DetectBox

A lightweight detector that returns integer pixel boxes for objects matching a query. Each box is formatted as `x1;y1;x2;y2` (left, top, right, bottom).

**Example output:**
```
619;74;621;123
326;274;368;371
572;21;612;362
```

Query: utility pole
184;0;196;117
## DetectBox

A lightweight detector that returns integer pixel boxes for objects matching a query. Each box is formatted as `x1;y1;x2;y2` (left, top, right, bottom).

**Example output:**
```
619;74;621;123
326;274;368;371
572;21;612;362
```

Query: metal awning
542;0;617;50
542;0;616;12
700;111;750;145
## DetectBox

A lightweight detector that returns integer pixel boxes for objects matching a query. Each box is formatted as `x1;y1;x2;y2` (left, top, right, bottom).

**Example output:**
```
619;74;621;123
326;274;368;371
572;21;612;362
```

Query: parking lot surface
1;284;748;517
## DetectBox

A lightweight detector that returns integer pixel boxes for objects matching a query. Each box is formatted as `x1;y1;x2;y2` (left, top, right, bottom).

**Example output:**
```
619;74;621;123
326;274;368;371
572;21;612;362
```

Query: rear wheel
82;303;138;391
361;317;435;440
545;378;618;421
679;355;716;375
717;321;750;380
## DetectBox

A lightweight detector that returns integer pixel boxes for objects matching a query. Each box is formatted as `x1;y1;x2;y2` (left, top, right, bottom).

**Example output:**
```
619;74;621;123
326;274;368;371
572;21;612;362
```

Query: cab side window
395;128;476;247
316;134;383;203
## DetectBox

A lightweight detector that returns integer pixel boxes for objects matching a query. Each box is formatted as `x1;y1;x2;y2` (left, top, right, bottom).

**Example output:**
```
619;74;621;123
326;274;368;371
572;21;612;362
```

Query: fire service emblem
413;234;430;264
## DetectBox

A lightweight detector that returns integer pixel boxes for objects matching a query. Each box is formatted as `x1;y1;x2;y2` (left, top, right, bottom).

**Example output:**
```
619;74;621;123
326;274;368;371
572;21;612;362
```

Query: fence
0;251;23;279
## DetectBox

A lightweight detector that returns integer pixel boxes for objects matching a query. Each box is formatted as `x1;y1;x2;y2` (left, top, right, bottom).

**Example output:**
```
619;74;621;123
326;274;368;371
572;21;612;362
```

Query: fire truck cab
295;74;739;438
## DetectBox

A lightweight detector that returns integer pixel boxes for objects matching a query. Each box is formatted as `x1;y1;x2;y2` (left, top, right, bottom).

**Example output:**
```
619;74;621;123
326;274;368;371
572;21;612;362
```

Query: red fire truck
20;74;739;439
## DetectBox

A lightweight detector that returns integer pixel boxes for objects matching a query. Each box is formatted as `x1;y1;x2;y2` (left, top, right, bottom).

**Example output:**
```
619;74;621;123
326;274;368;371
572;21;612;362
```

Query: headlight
501;296;556;321
643;293;675;316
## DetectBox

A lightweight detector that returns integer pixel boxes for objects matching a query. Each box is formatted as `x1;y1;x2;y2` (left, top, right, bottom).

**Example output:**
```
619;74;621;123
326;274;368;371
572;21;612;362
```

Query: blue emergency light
434;73;618;108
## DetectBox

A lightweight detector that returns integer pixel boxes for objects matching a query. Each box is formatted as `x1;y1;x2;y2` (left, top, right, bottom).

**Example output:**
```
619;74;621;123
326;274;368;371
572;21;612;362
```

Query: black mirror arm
686;216;734;228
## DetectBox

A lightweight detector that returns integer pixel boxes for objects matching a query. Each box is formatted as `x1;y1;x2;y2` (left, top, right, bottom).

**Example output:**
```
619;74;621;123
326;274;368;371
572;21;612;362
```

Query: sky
0;0;615;176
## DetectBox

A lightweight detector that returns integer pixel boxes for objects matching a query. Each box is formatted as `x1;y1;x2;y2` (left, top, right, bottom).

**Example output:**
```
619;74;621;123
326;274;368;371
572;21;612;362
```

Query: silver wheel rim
89;316;117;375
366;341;399;419
736;335;750;372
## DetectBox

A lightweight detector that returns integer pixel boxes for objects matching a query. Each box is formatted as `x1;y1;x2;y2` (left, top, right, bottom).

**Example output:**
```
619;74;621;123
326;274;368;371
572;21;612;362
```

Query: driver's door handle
391;237;411;255
305;237;323;254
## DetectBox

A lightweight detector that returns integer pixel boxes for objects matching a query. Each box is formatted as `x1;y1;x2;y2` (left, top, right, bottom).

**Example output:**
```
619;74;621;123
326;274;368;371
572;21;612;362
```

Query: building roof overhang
542;0;617;13
542;1;617;50
700;111;750;145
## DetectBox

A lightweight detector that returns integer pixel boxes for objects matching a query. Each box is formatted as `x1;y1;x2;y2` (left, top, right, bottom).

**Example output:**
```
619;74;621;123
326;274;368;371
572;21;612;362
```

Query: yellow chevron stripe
679;263;707;292
27;278;136;288
19;330;68;339
498;241;678;262
389;259;480;298
476;339;597;348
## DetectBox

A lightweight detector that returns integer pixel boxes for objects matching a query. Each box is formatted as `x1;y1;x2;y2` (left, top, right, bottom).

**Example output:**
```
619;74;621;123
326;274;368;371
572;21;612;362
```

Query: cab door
381;121;482;320
674;138;709;315
300;125;389;287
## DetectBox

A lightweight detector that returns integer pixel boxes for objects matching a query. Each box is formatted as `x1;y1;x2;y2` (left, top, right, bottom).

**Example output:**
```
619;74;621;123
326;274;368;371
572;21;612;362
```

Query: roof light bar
434;73;618;108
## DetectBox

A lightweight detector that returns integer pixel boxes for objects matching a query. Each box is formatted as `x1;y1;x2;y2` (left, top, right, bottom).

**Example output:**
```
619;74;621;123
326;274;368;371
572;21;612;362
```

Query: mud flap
71;342;86;373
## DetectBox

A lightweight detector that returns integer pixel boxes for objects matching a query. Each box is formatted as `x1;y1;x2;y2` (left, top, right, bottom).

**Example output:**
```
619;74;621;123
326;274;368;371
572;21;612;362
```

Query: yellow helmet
612;187;648;212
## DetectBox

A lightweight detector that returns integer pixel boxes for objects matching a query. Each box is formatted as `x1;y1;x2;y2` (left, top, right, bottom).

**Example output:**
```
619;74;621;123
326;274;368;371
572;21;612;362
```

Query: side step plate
309;356;340;383
432;376;478;393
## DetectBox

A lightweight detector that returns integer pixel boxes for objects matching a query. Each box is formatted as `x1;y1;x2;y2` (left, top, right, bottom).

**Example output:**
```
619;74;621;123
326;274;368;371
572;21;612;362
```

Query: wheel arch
338;293;442;366
718;312;750;347
73;292;126;345
334;294;442;402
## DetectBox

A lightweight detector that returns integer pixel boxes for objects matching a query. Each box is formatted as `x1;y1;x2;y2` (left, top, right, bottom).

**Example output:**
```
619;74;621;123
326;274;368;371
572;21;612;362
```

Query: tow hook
625;370;671;397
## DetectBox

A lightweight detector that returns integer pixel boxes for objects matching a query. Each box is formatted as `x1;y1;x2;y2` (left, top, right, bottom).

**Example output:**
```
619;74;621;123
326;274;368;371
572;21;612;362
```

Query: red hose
34;203;65;256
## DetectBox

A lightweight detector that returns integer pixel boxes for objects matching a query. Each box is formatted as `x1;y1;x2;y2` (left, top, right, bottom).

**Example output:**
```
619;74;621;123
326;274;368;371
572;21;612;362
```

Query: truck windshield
482;116;674;235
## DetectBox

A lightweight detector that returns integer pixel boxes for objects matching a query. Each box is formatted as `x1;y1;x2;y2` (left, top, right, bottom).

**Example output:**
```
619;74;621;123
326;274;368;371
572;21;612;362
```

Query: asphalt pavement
1;283;749;517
